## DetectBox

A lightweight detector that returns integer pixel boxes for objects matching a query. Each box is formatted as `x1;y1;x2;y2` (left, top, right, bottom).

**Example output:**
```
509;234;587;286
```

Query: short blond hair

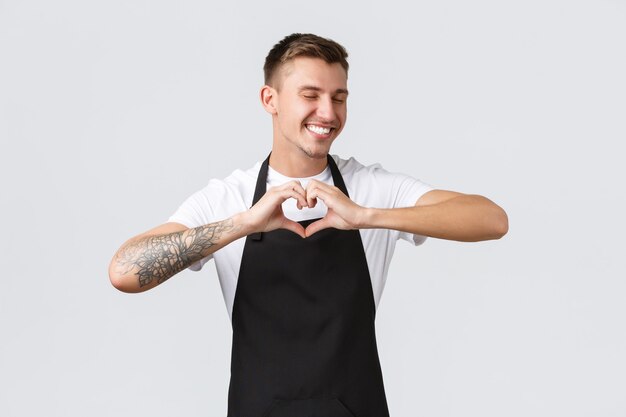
263;33;349;88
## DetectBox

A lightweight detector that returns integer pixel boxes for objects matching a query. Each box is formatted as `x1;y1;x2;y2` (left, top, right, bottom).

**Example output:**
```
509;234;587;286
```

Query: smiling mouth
305;124;335;136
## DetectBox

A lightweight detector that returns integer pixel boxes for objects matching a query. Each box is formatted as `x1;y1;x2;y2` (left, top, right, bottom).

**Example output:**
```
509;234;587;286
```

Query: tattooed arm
109;217;247;293
108;180;310;293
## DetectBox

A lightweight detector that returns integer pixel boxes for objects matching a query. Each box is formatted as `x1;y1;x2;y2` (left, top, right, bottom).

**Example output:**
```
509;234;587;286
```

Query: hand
245;181;309;238
304;179;366;237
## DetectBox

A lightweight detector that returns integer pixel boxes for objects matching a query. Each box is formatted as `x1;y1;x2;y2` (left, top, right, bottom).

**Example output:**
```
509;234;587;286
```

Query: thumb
305;217;332;237
280;219;306;238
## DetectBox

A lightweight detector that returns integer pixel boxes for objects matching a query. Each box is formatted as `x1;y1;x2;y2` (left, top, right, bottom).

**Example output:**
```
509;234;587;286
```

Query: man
109;33;508;417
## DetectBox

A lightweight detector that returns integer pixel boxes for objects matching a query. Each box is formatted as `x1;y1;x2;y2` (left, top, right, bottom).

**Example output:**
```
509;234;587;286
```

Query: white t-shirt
168;155;434;321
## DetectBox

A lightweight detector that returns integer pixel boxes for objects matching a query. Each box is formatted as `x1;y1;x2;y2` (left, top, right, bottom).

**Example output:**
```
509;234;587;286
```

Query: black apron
227;154;390;417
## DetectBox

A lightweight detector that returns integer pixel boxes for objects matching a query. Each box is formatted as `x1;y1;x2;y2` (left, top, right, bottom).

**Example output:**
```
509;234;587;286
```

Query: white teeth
306;124;331;135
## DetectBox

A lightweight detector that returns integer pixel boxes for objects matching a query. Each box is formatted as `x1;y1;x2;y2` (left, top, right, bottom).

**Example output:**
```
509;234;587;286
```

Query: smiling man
109;33;508;417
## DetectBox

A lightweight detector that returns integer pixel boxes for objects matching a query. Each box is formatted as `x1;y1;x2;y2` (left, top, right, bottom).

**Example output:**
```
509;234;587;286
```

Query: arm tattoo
115;219;236;287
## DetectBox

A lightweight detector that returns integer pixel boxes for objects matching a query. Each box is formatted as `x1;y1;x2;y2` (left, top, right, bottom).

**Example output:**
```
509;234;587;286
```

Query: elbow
108;262;141;294
467;197;509;241
490;207;509;239
109;274;130;293
109;271;132;293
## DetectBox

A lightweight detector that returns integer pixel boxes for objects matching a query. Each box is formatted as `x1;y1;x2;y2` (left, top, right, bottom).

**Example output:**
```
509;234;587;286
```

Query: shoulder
221;161;261;197
172;161;261;223
208;161;263;209
332;154;378;175
331;154;405;184
330;154;433;207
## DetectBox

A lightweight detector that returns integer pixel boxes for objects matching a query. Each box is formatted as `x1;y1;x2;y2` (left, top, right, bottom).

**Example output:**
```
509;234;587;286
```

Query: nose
316;96;337;122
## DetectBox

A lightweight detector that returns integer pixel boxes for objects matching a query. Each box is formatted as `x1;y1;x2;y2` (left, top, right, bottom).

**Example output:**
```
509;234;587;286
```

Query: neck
269;146;329;178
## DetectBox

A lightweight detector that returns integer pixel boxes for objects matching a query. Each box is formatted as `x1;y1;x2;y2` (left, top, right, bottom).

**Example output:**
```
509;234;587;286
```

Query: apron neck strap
251;153;348;208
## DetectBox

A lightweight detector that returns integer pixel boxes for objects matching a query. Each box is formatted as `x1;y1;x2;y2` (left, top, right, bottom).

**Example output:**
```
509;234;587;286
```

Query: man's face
269;57;348;160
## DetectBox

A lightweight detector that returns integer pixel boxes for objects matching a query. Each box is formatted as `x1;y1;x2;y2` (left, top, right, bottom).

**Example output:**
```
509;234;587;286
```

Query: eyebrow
298;85;349;95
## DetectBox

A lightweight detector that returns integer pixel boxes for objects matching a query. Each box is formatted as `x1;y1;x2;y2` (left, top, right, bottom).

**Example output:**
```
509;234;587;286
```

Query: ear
260;85;278;115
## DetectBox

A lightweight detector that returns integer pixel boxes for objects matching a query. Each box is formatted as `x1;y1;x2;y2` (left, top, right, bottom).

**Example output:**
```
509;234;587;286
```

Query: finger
267;182;306;207
281;219;306;238
276;188;308;209
289;181;308;208
306;186;332;207
305;217;333;237
305;183;319;208
306;179;339;194
290;180;307;198
282;181;307;205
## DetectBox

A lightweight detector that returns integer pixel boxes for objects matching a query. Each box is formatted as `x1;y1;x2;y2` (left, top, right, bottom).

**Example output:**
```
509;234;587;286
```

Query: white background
1;1;625;416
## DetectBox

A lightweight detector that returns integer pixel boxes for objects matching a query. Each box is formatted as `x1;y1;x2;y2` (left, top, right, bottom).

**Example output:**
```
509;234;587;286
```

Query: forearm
360;195;508;242
109;214;250;293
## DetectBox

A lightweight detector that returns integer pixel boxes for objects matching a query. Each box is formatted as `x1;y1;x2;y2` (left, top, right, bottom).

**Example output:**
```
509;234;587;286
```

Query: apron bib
227;154;390;417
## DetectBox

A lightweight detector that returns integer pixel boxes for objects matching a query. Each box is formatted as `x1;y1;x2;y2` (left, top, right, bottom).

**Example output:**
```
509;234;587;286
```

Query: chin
300;146;331;160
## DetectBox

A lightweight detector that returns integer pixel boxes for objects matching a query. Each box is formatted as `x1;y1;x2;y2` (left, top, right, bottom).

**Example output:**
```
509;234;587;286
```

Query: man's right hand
242;180;308;238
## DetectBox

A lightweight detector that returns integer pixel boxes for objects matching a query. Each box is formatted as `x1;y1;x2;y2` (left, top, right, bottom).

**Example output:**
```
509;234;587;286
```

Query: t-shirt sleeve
388;172;435;246
167;189;215;271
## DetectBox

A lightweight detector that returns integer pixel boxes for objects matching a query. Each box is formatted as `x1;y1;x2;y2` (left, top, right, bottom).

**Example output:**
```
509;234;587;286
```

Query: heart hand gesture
243;179;366;239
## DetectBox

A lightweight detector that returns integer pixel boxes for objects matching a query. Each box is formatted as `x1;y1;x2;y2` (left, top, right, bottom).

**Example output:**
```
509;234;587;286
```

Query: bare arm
304;183;508;242
364;190;509;242
109;180;310;293
109;217;247;293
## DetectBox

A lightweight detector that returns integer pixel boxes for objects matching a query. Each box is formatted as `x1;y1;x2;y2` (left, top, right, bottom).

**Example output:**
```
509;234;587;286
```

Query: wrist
232;211;257;236
356;207;377;229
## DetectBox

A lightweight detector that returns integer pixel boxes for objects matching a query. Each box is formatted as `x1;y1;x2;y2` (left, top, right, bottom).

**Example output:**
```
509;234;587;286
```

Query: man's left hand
304;179;365;237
